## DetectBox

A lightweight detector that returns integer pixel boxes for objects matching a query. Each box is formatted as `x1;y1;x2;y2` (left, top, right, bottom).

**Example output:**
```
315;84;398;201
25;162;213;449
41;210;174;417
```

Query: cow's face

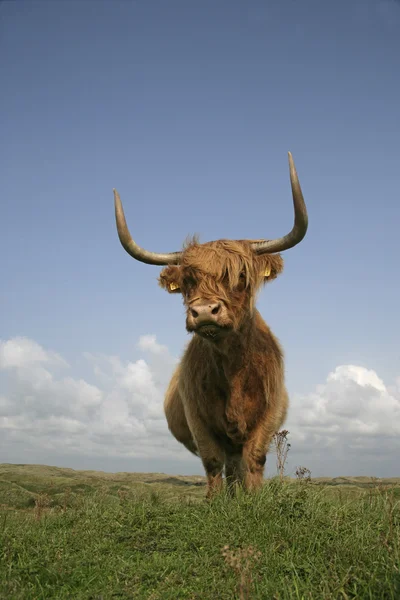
159;240;283;341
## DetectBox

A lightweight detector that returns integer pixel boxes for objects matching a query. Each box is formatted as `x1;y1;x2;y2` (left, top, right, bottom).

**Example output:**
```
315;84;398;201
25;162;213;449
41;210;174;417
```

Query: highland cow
113;152;308;497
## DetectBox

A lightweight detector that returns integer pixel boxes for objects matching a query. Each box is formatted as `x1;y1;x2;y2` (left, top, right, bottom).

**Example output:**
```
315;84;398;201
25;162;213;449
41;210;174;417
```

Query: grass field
0;463;399;599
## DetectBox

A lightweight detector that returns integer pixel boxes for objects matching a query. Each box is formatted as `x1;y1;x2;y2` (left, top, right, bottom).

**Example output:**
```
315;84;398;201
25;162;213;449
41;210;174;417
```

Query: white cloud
138;334;169;355
291;364;400;438
0;337;67;370
0;336;399;477
285;364;400;476
0;335;184;464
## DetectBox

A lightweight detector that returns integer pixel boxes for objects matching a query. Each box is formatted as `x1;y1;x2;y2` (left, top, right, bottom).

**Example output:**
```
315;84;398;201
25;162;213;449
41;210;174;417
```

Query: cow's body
113;152;308;497
164;308;288;495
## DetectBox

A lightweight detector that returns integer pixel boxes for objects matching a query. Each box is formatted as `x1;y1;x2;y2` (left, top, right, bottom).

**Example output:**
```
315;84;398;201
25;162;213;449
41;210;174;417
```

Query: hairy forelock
158;237;284;312
180;238;258;291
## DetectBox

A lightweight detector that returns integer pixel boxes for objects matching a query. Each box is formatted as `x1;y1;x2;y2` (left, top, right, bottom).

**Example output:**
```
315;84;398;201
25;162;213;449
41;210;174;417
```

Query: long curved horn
113;189;182;265
251;152;308;255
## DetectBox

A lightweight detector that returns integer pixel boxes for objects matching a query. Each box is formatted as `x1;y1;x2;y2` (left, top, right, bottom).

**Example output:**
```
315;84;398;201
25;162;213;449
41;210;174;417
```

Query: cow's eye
237;271;246;290
183;276;196;288
182;276;196;296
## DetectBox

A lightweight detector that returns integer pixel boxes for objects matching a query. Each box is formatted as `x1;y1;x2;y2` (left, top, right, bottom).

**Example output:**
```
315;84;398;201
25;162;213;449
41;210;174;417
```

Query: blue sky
1;0;399;477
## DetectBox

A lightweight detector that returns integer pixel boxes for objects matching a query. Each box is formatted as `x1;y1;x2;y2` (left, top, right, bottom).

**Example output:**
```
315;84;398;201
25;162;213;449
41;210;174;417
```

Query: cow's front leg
243;439;268;491
225;451;245;495
243;390;288;491
203;454;225;499
185;412;224;498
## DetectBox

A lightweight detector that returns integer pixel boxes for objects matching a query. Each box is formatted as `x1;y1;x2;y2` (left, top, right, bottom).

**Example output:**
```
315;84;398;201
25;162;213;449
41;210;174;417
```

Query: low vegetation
1;452;399;599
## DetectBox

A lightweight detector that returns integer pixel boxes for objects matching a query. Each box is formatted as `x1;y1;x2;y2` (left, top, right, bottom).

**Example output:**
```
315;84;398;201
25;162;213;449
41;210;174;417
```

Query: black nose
190;302;221;320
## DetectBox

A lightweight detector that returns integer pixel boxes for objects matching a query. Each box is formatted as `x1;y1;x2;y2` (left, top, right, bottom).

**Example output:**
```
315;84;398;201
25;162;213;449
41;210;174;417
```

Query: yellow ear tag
169;282;179;291
264;266;271;277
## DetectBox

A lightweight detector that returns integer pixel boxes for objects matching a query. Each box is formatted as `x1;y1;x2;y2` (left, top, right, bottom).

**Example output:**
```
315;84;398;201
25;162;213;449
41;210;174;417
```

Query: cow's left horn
113;189;182;265
251;152;308;255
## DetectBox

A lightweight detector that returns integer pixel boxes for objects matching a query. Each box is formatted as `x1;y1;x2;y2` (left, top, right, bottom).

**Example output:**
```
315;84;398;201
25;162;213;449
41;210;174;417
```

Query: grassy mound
0;464;399;599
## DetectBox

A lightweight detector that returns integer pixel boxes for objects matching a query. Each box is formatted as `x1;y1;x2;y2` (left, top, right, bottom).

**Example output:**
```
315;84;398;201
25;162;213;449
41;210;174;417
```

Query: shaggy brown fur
159;238;288;497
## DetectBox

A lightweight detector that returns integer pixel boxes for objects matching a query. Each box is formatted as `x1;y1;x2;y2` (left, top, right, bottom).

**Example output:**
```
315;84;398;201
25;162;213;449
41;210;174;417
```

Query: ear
258;254;284;284
158;265;182;294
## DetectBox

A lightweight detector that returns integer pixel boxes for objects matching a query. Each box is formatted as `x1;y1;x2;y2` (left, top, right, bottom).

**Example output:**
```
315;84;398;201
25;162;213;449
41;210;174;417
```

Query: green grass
0;465;399;599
